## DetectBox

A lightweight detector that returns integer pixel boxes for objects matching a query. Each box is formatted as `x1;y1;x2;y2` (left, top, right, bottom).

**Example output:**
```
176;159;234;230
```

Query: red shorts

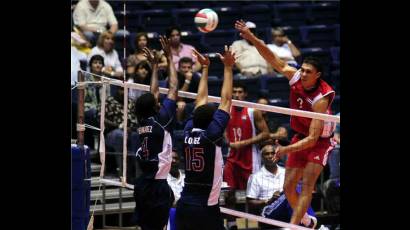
223;161;251;190
286;134;334;168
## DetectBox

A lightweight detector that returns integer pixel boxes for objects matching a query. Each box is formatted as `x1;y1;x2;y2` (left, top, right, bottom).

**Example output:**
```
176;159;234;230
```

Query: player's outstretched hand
235;19;253;41
159;35;172;57
192;49;210;66
216;45;236;67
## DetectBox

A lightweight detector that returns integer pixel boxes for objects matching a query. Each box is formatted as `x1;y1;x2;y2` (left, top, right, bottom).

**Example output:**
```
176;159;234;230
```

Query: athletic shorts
175;202;225;230
133;178;174;230
286;134;334;168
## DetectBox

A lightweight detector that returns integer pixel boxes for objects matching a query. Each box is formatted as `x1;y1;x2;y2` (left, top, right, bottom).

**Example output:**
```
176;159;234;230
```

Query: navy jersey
179;109;230;206
136;98;176;179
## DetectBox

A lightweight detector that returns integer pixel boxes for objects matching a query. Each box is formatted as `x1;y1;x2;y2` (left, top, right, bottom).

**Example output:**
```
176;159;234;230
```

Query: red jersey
226;107;260;172
289;70;336;137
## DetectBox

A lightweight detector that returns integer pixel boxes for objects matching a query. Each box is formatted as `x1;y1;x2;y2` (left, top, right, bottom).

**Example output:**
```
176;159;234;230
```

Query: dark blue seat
208;78;223;97
211;0;243;8
201;29;237;53
146;1;184;10
300;47;331;71
241;4;271;29
173;8;201;32
307;2;340;25
213;7;242;30
272;3;308;27
205;53;224;78
330;46;340;68
299;24;338;48
137;9;175;33
179;1;212;9
263;77;290;101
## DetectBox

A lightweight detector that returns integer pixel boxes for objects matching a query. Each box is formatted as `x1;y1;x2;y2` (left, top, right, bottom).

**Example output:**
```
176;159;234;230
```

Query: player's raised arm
216;45;236;113
234;20;297;80
192;49;211;109
160;35;179;101
142;47;160;101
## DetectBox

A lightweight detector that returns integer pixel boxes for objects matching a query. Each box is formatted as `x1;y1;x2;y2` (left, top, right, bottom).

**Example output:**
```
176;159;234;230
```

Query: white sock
227;221;237;228
300;213;311;226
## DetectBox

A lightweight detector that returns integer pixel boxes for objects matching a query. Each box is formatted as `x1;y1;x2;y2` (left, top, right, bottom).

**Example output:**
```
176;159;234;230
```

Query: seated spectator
127;60;152;101
247;145;317;229
166;149;185;230
73;0;119;44
267;27;301;68
231;21;270;78
127;32;168;77
173;57;201;122
88;31;124;79
84;54;107;150
166;26;202;73
99;86;139;177
167;148;185;206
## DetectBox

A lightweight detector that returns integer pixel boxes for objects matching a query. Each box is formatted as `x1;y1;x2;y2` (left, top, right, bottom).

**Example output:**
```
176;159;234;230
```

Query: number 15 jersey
180;109;230;206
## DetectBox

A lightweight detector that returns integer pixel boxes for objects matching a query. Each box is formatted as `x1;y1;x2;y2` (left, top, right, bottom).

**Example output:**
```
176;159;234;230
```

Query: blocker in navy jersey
135;97;176;179
176;109;229;230
133;97;176;229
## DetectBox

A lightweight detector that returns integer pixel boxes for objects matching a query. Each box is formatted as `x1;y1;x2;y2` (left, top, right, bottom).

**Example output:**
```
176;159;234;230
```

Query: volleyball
194;8;218;33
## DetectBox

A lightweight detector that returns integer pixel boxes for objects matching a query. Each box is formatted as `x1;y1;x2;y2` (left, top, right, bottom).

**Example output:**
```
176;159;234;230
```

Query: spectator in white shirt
267;27;301;68
88;31;123;79
231;21;270;78
73;0;118;43
247;145;317;229
167;148;185;205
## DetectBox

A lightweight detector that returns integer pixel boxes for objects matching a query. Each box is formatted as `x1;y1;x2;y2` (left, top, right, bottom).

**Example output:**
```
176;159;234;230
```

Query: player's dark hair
179;57;193;66
89;54;104;68
134;93;157;123
166;25;181;37
193;104;217;130
303;56;323;74
233;81;247;93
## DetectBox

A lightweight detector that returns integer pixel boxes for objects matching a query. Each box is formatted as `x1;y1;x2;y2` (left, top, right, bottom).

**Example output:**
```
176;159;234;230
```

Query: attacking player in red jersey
235;20;336;227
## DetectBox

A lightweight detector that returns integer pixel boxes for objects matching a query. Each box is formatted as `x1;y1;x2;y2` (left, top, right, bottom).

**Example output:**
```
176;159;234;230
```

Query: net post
77;70;85;146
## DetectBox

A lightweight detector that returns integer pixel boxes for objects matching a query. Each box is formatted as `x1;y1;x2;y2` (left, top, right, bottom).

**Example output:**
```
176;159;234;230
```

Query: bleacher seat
211;0;243;8
146;0;184;10
299;24;339;48
272;3;308;27
174;8;201;32
300;47;332;71
138;9;175;33
330;46;340;68
179;1;212;9
206;53;224;77
213;7;242;30
241;4;271;29
201;29;237;53
208;78;223;97
308;2;340;25
262;77;290;100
